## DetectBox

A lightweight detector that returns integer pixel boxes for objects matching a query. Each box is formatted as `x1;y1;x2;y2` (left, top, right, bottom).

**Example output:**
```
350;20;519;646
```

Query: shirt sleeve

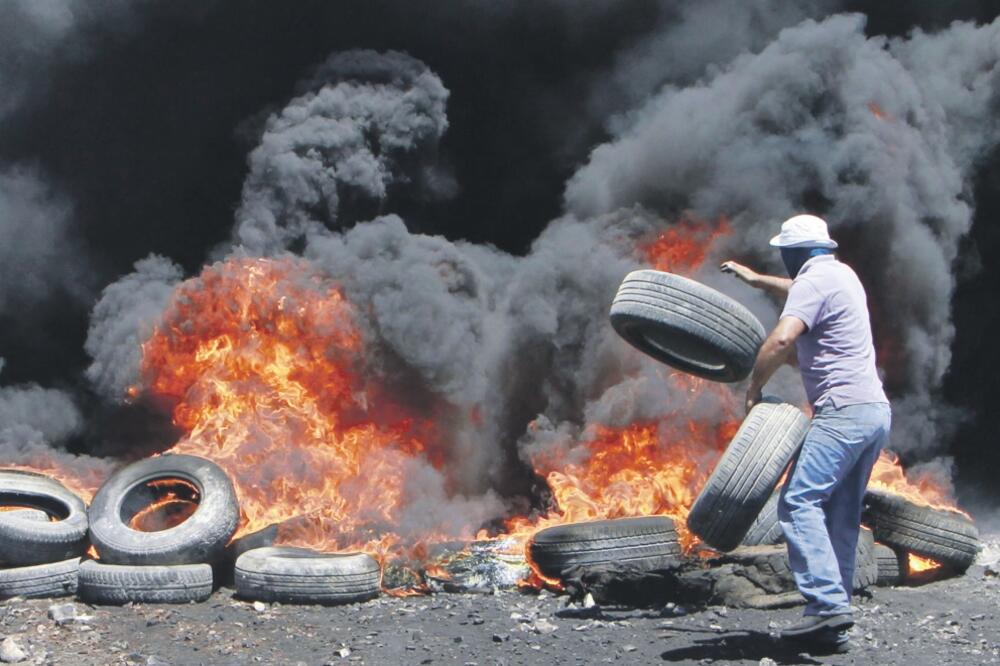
781;279;824;330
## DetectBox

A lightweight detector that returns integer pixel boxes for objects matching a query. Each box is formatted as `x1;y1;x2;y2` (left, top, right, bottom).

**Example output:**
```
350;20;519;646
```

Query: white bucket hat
769;214;838;249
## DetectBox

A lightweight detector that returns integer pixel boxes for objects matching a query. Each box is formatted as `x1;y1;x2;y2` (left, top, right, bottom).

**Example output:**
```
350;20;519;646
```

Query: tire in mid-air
235;547;381;605
528;516;681;580
0;470;89;566
609;270;766;382
77;559;213;605
861;490;979;572
87;455;239;566
687;402;809;552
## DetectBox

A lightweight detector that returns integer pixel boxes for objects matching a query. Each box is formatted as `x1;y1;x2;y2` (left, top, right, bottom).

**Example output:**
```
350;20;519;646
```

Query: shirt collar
798;254;835;276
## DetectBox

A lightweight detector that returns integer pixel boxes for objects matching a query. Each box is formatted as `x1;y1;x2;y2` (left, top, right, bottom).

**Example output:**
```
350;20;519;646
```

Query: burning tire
0;470;89;566
861;490;979;572
687;402;808;552
875;543;908;586
77;559;213;604
88;455;239;565
234;547;381;605
609;270;765;382
0;558;79;600
528;516;681;580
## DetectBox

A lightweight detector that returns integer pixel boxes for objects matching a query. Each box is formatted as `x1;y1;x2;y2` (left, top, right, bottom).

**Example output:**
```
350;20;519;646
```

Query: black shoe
801;629;852;655
779;613;854;640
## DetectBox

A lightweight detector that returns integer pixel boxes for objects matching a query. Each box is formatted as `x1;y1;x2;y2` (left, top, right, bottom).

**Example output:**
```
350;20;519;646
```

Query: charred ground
2;552;999;666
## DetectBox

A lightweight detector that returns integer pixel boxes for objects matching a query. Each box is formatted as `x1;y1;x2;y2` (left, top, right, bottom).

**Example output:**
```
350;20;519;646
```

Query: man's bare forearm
719;262;791;299
744;316;806;413
749;274;792;299
748;337;796;395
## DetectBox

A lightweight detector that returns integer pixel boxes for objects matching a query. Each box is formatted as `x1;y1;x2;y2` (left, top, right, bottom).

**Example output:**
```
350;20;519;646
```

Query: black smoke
1;0;999;514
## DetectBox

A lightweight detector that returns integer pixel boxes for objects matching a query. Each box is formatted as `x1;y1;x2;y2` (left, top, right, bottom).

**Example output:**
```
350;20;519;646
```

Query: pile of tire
0;470;90;600
81;455;239;605
601;268;981;592
861;489;979;576
522;271;779;583
738;486;980;586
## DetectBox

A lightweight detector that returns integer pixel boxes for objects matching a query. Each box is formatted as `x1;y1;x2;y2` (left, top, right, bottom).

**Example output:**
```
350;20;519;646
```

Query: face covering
780;247;834;278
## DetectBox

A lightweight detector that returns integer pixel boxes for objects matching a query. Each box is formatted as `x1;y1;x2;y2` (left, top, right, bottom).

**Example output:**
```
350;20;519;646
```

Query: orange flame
869;450;967;517
505;374;742;588
908;553;940;573
141;257;444;560
2;464;100;505
641;216;731;275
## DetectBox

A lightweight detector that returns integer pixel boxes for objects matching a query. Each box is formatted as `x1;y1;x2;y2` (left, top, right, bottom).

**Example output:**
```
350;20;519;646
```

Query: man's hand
721;260;793;298
720;261;759;286
745;385;763;415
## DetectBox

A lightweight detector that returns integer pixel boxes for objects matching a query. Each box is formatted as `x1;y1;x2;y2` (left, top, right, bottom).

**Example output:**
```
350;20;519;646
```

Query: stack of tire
742;491;892;588
80;455;239;605
0;470;89;600
528;269;981;590
862;489;979;579
737;486;979;585
527;270;772;579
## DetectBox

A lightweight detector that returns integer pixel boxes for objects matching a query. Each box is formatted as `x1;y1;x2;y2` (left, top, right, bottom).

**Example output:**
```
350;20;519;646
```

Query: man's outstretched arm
720;261;792;299
745;316;806;413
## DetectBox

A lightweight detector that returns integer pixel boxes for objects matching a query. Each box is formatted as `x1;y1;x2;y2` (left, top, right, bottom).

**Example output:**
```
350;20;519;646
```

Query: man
721;214;891;653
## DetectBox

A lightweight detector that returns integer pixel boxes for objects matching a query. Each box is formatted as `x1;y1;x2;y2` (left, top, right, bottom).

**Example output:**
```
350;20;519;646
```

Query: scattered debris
0;637;26;664
47;602;92;626
527;618;558;635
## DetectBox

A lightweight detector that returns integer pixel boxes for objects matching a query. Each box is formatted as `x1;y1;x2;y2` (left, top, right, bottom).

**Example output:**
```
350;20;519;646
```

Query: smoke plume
0;167;91;312
233;50;453;255
566;13;1000;456
3;3;999;529
0;360;112;491
85;255;183;402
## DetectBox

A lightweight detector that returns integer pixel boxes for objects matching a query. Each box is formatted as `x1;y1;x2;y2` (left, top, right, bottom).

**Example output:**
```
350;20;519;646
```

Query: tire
0;470;89;566
853;528;878;591
235;547;381;605
609;270;765;382
862;490;979;572
88;455;239;566
875;543;908;586
742;490;784;546
77;559;212;605
0;558;79;599
0;509;49;522
528;516;681;580
755;529;875;593
687;402;808;552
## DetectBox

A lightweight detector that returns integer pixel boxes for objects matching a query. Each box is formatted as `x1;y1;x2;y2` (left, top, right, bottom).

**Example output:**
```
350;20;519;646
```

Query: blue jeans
778;402;891;616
